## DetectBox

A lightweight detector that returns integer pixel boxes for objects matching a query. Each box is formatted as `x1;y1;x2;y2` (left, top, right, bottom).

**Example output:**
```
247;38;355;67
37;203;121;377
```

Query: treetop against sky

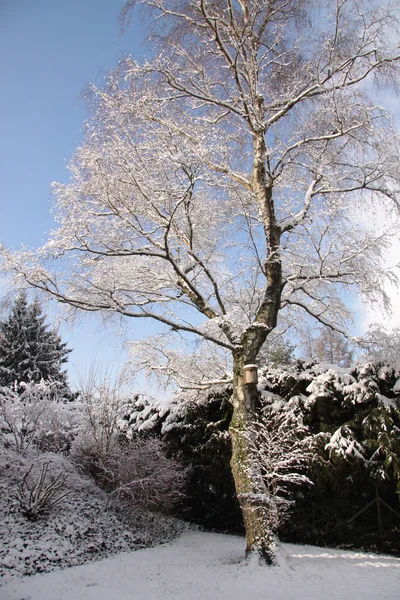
1;0;400;390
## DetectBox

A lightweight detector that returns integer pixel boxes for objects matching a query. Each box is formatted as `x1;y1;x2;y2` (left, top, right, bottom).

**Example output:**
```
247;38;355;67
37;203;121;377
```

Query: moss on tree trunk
229;354;278;563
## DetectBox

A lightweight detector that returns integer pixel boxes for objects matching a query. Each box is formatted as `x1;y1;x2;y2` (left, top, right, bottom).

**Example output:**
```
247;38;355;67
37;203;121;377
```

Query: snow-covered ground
0;448;185;582
1;530;399;600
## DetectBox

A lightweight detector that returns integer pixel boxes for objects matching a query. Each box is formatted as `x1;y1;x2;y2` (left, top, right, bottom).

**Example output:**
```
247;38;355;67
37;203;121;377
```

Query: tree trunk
229;353;278;563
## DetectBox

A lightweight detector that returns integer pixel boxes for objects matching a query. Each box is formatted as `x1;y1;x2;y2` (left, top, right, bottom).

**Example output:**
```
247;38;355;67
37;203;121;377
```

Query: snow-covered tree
256;335;296;367
363;324;400;371
0;293;72;394
2;0;400;560
302;327;355;366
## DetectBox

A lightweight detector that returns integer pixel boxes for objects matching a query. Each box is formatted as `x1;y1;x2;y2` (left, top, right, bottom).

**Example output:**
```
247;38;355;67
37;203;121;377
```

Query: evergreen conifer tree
0;293;72;396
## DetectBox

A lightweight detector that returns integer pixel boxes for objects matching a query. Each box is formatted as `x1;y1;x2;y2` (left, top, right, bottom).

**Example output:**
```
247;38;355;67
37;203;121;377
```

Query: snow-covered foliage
115;389;227;438
324;425;367;462
118;383;314;534
0;293;72;397
249;405;313;528
259;361;400;486
117;393;178;437
71;384;187;517
0;382;80;455
255;361;400;552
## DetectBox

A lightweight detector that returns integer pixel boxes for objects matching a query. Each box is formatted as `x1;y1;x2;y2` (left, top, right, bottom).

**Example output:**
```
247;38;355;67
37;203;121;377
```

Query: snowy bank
0;449;185;582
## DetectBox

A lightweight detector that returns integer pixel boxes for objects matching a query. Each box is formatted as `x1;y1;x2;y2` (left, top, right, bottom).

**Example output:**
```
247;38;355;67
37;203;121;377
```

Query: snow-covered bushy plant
257;361;400;552
0;384;46;455
249;400;313;530
0;381;79;456
106;437;186;517
259;361;400;481
117;393;178;438
303;362;400;488
71;381;122;480
72;383;186;517
34;399;81;455
15;462;69;520
100;361;400;552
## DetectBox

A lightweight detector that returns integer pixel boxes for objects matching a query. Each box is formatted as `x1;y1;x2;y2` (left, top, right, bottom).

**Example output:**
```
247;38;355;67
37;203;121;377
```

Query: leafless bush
0;384;47;454
106;437;186;517
71;378;123;484
73;431;186;517
71;379;186;517
0;382;77;455
15;462;69;520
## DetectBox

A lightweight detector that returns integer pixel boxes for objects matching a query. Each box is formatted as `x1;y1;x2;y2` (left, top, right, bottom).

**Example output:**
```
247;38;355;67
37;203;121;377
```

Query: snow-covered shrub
0;383;48;454
0;382;79;455
258;361;400;552
72;385;187;517
300;362;400;489
117;392;182;437
106;438;186;516
33;399;81;454
15;462;69;520
249;403;313;529
71;383;121;483
74;432;186;517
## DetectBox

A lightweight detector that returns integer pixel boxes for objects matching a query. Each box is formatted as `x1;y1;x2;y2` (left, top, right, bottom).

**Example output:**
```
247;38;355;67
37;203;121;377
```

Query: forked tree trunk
229;353;278;563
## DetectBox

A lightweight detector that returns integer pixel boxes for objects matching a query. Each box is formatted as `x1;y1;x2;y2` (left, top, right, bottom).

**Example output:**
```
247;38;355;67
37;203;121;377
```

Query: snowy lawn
1;530;399;600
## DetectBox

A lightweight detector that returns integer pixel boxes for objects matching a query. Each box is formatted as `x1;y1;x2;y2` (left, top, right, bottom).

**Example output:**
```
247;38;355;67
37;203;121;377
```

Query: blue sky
0;0;153;391
1;0;144;250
